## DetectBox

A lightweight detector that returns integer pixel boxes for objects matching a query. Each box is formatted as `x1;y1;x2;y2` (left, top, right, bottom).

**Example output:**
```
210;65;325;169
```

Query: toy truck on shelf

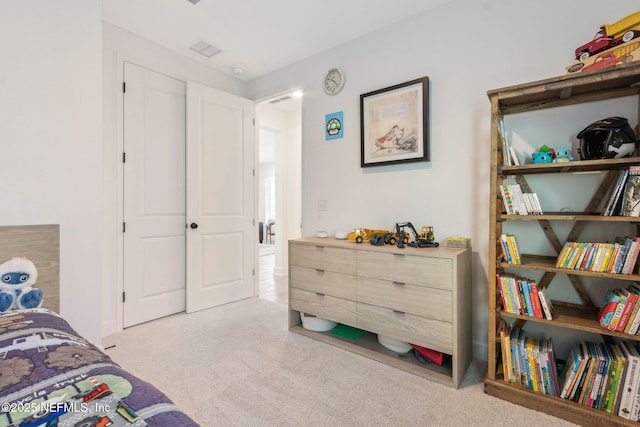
574;11;640;60
566;39;639;73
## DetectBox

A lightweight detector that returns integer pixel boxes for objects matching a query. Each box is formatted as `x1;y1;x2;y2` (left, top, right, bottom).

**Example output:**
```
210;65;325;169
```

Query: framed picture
360;76;429;167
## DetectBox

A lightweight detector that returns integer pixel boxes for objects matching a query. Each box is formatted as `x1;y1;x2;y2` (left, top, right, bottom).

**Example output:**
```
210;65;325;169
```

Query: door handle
190;223;198;229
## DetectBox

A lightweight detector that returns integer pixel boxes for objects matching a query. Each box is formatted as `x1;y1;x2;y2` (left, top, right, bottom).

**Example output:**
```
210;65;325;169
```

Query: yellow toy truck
347;228;388;243
575;11;640;60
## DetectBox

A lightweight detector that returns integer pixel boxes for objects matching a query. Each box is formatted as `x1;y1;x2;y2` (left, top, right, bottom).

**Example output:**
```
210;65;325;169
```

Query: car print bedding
0;308;199;427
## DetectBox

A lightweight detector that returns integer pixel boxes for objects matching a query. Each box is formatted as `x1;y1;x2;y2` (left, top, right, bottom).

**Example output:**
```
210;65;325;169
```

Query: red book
529;281;544;319
617;289;639;332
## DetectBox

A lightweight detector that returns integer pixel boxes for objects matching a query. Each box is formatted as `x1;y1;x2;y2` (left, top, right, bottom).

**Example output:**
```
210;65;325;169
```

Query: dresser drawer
357;276;451;322
290;243;356;275
357;251;452;290
291;288;356;326
356;303;452;354
290;265;356;300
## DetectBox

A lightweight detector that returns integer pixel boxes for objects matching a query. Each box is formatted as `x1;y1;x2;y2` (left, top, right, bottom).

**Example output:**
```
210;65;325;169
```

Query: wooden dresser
288;237;472;388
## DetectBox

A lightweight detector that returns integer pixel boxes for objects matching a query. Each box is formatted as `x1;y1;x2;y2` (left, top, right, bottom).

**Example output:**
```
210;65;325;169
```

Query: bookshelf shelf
500;254;640;280
500;213;640;222
487;63;640;426
501;305;640;341
501;156;640;175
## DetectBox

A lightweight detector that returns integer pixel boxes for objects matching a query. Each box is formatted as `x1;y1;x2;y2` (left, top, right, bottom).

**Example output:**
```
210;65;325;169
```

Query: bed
0;225;199;426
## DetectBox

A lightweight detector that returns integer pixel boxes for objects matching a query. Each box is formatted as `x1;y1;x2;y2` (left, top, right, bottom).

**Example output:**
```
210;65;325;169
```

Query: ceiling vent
269;95;292;104
190;40;221;58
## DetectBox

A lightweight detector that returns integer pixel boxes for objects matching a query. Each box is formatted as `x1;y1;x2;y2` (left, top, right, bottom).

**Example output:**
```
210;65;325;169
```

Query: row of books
499;184;543;215
598;284;640;335
499;233;521;264
602;165;640;217
559;340;640;420
498;323;559;396
554;237;640;275
496;273;555;320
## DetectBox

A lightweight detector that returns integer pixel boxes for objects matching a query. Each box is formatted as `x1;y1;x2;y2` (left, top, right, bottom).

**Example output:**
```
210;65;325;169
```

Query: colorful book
529;281;544;319
599;289;623;329
617;288;639;332
561;344;582;399
604;343;626;414
499;185;515;215
618;341;640;419
555;242;572;268
609;290;629;332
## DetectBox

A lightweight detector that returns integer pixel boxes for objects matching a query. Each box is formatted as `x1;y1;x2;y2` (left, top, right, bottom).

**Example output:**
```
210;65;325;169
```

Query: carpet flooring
103;297;578;427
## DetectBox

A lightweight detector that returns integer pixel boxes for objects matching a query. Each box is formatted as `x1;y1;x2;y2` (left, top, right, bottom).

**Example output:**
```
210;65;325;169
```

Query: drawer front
290;243;356;275
356;303;452;354
291;288;356;326
291;265;356;300
357;276;451;322
357;251;452;290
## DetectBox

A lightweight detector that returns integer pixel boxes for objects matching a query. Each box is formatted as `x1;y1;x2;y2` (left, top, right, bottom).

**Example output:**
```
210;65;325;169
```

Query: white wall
247;0;640;360
101;23;248;336
0;1;103;344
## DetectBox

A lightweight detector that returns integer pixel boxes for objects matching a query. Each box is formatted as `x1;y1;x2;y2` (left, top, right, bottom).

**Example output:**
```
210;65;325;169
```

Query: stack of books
559;340;640;419
445;237;471;249
554;237;640;274
499;183;543;215
499;322;559;396
598;284;640;334
496;273;555;320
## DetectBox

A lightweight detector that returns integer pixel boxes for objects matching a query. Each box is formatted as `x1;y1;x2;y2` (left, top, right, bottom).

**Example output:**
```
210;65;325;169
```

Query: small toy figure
531;152;553;164
0;257;44;313
553;147;574;163
531;144;556;164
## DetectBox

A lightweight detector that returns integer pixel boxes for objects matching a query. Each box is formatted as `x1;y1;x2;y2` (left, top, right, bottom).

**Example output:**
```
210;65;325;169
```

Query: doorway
257;92;302;298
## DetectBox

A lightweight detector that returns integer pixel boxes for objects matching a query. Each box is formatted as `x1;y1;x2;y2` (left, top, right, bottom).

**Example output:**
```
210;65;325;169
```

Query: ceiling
103;0;451;81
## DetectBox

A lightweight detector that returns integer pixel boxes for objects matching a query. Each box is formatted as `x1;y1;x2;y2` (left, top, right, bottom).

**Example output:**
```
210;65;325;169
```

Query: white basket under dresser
288;237;472;388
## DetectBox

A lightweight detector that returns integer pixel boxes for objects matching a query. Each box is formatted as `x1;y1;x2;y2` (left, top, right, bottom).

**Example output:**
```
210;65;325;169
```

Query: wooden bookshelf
487;63;640;425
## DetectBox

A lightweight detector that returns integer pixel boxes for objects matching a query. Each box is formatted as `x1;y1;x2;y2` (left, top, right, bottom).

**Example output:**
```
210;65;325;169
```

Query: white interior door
186;81;255;312
123;62;186;327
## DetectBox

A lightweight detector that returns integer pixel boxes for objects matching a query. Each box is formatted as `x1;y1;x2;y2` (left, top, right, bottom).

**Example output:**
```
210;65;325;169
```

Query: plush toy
0;257;43;313
531;144;556;164
531;152;554;164
553;147;574;163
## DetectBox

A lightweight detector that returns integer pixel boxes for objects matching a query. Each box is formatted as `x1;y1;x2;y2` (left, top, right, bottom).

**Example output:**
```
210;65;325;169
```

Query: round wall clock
323;68;345;95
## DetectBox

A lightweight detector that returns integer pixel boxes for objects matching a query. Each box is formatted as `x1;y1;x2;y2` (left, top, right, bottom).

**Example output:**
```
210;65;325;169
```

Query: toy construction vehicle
394;222;439;249
347;228;388;243
369;230;409;246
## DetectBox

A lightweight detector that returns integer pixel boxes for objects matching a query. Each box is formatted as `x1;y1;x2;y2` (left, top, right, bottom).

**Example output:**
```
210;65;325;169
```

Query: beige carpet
103;297;578;427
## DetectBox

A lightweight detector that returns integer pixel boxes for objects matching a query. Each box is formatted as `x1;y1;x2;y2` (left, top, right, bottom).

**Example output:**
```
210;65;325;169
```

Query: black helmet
577;117;638;160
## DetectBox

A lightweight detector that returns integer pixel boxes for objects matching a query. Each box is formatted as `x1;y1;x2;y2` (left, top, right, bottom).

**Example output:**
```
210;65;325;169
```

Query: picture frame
360;76;429;167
